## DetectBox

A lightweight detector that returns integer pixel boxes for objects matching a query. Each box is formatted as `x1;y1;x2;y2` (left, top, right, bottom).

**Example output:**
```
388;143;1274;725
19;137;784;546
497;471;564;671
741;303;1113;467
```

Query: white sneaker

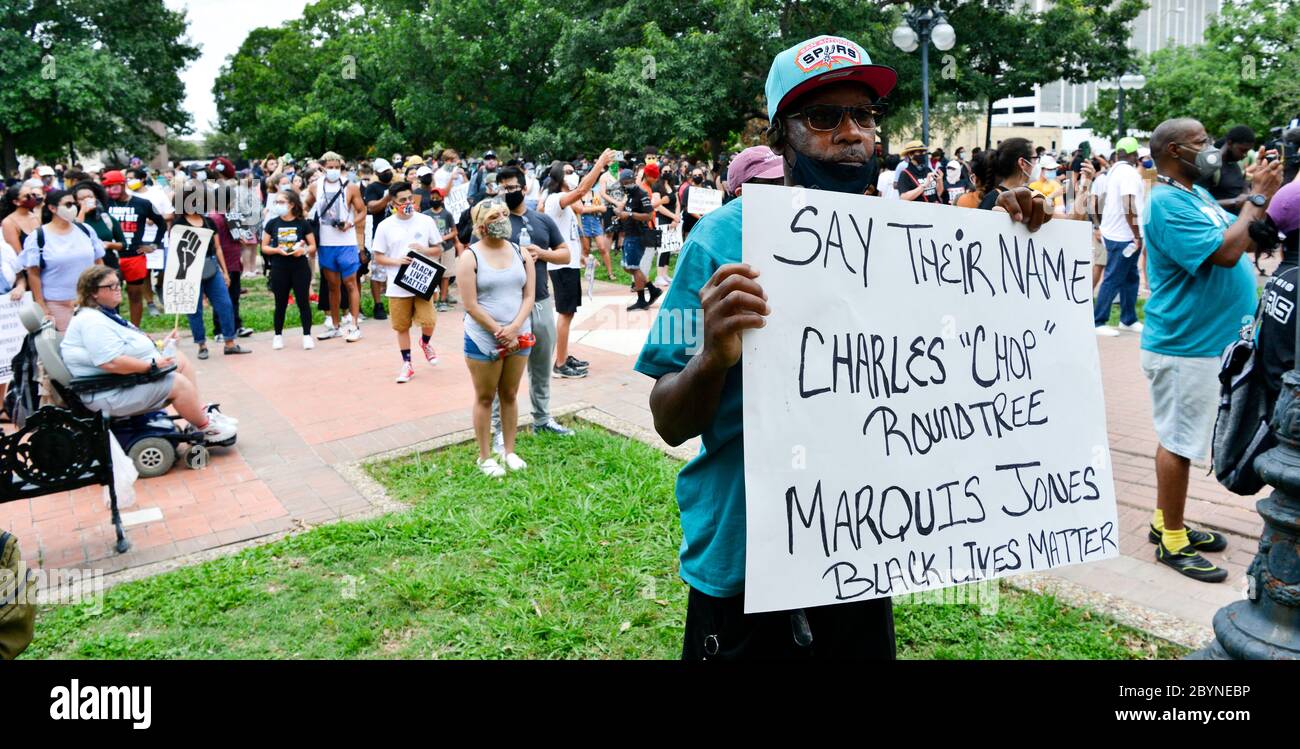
341;313;354;327
199;418;237;443
322;318;337;332
477;457;506;478
503;452;527;471
302;335;315;350
205;405;238;425
272;335;284;350
396;361;415;383
492;431;505;457
345;326;362;342
1120;321;1144;333
654;275;671;287
317;327;342;340
1094;325;1120;337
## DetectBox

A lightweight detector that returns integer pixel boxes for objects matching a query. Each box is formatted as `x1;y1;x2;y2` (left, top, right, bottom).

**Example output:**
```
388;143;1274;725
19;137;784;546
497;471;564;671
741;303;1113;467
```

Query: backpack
3;332;41;429
1211;301;1274;495
0;531;36;660
35;221;94;271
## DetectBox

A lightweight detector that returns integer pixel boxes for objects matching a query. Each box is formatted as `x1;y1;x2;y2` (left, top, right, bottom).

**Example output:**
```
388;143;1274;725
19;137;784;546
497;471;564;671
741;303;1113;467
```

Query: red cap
643;162;661;181
102;170;126;186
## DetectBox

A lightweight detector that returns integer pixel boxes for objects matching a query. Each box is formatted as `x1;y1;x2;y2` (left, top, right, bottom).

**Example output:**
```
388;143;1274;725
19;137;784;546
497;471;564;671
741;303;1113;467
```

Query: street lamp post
892;4;956;148
1097;74;1146;143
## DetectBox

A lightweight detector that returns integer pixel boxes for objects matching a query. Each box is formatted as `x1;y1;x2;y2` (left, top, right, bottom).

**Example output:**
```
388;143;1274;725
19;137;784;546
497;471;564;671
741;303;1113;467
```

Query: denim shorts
622;234;644;270
464;333;528;361
580;215;603;237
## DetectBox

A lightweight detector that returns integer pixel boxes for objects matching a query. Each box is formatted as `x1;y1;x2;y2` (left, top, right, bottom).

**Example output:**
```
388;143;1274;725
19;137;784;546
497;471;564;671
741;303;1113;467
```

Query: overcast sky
165;0;312;134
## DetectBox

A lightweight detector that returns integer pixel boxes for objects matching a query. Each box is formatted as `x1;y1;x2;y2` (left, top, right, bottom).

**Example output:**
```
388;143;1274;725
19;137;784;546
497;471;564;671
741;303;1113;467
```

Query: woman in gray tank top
459;200;536;477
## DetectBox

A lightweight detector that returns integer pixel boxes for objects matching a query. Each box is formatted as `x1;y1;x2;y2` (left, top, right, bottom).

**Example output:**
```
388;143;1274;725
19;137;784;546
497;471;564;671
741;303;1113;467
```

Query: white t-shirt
314;178;360;247
371;212;437;298
542;193;582;269
1099;161;1144;243
130;186;174;243
876;171;898;200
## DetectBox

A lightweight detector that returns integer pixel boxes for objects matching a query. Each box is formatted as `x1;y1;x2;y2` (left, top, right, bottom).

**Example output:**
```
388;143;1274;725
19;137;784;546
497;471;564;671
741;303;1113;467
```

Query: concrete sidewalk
0;278;1265;645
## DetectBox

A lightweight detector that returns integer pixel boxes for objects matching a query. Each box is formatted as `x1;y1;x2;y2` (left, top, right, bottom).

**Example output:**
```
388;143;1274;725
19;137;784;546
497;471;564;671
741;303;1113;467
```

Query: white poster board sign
688;187;723;215
741;184;1117;613
145;247;165;270
161;224;213;315
0;297;27;381
446;183;470;223
658;222;683;257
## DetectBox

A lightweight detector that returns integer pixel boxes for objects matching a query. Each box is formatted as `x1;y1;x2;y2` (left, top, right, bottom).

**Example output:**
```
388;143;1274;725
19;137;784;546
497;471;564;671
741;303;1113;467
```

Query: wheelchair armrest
69;364;178;395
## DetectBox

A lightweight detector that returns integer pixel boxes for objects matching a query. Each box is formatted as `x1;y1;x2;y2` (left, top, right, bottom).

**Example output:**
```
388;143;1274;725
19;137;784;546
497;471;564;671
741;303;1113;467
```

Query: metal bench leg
107;479;131;554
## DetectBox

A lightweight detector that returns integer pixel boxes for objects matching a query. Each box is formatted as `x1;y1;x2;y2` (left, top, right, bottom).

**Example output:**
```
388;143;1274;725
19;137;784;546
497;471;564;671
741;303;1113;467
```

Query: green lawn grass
24;423;1184;659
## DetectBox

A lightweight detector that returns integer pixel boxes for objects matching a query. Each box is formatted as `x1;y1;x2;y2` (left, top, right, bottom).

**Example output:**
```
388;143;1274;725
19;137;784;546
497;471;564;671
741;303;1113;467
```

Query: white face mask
56;204;79;222
194;171;207;183
564;173;579;190
1023;159;1042;183
326;168;341;182
272;202;289;217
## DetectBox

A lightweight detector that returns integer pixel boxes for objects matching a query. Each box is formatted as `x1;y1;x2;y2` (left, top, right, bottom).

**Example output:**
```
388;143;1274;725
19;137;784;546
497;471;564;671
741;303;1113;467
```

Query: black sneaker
552;364;587;379
647;285;663;306
1155;541;1229;583
236;327;255;338
627;297;650;311
1147;524;1227;552
373;303;388;321
566;355;589;370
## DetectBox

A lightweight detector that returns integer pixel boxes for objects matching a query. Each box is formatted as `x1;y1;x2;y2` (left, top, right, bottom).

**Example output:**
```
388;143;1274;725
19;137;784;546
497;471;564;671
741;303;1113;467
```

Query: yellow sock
1152;509;1165;532
1162;527;1190;552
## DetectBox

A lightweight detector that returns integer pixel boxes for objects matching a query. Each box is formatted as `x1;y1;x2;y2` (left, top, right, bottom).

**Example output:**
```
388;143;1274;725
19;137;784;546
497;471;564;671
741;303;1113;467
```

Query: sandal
223;344;251;355
197;347;209;360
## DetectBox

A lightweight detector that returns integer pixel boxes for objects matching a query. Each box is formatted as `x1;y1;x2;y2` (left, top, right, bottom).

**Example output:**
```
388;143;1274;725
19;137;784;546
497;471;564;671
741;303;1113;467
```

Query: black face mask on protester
788;148;877;194
430;201;444;210
691;175;703;184
378;170;393;183
504;190;525;210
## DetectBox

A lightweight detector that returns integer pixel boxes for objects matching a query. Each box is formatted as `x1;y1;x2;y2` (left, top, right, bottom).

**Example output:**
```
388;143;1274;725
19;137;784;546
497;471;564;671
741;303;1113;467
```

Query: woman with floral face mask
458;200;536;478
19;190;105;331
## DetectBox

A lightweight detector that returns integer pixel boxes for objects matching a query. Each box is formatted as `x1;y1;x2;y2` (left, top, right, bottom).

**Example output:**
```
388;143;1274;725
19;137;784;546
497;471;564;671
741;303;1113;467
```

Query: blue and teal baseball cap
765;35;897;122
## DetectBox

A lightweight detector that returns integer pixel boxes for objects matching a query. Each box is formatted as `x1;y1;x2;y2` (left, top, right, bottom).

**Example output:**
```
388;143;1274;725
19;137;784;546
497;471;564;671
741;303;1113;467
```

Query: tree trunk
1;131;17;178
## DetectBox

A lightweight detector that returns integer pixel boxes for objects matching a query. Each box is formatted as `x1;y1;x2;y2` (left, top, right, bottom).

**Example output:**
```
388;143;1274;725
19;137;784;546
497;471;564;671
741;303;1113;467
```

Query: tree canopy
214;0;1141;161
0;0;198;173
1082;0;1300;141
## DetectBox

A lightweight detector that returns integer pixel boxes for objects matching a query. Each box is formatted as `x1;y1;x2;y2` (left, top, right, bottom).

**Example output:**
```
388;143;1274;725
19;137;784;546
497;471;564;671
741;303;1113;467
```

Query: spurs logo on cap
795;36;863;73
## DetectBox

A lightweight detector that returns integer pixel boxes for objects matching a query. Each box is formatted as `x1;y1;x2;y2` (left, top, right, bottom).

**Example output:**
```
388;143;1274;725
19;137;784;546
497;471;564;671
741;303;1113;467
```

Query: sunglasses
790;103;887;132
499;184;523;193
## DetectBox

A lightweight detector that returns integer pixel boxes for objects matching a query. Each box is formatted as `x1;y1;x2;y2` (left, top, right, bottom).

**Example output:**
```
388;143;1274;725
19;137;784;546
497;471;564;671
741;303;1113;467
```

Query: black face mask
378;171;393;183
420;175;433;186
430;201;444;210
691;176;703;184
788;148;877;194
504;191;525;210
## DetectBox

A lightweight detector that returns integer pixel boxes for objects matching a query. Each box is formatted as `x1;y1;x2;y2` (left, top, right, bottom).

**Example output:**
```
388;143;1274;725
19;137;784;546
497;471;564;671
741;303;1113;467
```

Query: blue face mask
788;149;876;194
1141;158;1154;169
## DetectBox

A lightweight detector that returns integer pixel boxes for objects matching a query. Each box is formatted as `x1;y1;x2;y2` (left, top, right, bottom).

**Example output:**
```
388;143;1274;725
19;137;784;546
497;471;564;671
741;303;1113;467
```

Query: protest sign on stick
740;184;1117;613
161;224;213;315
446;184;470;223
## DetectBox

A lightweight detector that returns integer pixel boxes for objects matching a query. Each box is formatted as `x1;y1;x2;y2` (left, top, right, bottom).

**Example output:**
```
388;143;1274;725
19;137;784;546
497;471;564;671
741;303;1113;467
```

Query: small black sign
392;251;446;300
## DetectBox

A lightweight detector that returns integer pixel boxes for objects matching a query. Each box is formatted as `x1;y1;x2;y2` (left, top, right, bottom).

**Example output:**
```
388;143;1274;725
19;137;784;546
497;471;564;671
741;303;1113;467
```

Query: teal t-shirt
1141;182;1256;358
634;199;745;598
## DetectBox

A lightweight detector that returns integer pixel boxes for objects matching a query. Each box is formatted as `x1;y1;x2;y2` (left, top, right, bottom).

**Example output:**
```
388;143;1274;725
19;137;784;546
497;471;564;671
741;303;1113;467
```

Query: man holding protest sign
370;181;441;383
636;34;1054;660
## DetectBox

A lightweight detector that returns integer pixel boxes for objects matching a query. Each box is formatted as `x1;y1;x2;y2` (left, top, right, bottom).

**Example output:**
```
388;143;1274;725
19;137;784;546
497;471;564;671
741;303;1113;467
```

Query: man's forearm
649;353;730;447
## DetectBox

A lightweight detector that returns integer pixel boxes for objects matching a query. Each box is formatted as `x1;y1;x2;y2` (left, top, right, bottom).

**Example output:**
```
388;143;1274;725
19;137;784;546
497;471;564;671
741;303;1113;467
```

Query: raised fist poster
740;184;1117;614
162;223;213;315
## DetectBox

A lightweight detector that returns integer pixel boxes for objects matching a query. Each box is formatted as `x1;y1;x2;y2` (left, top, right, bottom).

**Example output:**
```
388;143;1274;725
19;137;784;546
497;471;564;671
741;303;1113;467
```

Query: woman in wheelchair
59;266;237;442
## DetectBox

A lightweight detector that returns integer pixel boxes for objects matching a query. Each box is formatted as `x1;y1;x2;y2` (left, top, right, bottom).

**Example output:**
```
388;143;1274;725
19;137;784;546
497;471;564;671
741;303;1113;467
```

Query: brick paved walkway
0;277;1268;639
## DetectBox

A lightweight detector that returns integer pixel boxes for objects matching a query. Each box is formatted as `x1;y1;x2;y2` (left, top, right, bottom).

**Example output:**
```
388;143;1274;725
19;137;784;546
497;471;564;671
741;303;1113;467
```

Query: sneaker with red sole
396;361;415;383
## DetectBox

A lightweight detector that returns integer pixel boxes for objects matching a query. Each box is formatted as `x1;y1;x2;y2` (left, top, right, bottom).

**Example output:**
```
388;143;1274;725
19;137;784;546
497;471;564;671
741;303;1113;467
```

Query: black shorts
681;586;895;660
549;268;582;314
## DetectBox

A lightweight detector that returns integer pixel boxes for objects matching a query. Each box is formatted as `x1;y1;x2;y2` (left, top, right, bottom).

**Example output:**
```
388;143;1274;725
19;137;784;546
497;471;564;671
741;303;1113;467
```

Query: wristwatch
1245;194;1267;208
